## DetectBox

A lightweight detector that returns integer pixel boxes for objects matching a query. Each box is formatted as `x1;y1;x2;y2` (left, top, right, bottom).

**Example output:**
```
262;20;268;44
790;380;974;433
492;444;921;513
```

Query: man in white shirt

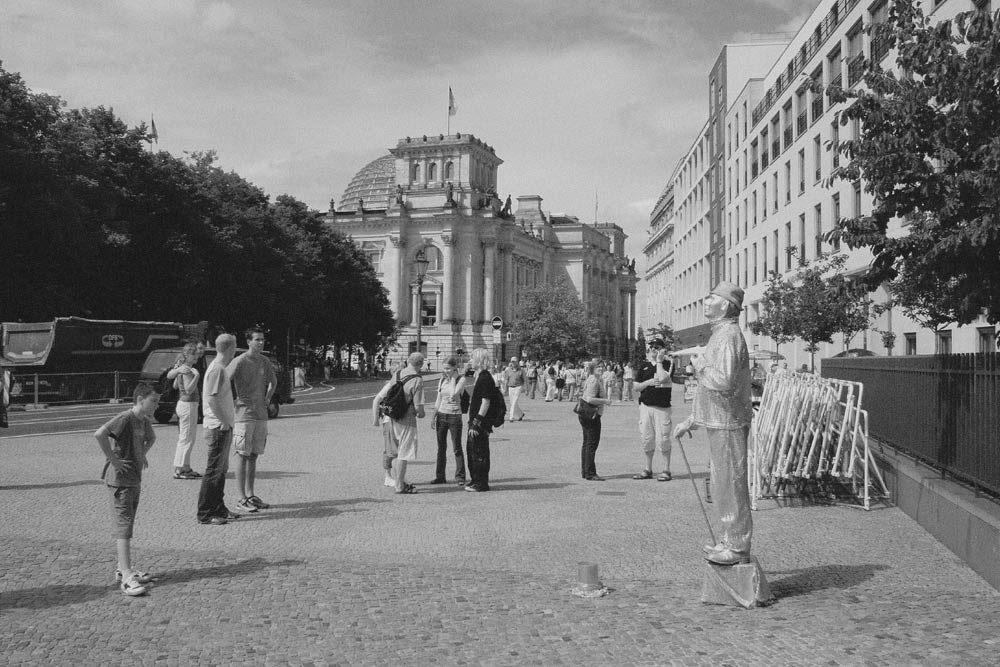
197;334;238;525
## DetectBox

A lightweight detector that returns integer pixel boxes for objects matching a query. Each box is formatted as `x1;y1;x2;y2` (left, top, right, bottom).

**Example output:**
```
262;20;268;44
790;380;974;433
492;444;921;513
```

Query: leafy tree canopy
510;278;600;361
825;1;1000;327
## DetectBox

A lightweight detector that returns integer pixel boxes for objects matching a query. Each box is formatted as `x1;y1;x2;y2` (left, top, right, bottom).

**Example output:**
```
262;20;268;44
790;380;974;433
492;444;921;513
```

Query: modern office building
648;0;996;365
325;133;639;367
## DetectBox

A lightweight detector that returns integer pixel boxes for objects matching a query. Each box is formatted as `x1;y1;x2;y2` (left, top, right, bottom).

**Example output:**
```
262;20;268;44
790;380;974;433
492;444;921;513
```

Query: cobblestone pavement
2;392;999;666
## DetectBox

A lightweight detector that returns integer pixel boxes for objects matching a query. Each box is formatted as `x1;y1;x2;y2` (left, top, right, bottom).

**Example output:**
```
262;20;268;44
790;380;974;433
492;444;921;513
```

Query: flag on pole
448;87;457;117
150;115;159;144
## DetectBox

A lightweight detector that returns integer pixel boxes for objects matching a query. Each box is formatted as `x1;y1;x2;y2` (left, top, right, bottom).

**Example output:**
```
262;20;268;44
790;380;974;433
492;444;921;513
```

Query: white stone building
325;133;638;368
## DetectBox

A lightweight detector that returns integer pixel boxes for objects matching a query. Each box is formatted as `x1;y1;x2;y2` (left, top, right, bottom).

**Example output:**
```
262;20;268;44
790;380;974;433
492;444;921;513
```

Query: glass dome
337;154;396;211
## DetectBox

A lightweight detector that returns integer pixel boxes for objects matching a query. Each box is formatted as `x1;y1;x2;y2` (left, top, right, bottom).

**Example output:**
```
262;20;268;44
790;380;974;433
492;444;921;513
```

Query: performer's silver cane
676;434;716;545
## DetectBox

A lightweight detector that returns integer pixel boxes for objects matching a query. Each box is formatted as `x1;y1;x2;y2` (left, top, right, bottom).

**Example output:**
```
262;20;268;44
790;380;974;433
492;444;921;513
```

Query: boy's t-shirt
228;353;277;422
102;409;155;488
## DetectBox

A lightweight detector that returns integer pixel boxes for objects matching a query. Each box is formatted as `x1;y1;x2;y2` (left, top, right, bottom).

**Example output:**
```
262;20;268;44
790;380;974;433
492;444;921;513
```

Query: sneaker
120;575;148;597
247;495;270;509
114;569;154;584
236;497;259;513
384;474;395;487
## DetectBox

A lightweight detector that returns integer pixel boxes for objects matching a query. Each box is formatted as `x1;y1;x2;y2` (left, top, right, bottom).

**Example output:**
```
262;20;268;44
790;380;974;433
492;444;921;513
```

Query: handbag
573;399;599;420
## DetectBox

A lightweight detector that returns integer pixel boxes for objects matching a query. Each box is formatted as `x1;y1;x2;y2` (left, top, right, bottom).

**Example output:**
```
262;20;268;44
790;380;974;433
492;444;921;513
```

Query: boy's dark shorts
108;486;141;539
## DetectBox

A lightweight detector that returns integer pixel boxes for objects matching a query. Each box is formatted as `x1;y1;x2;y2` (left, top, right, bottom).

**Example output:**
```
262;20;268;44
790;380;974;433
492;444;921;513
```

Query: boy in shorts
94;383;159;597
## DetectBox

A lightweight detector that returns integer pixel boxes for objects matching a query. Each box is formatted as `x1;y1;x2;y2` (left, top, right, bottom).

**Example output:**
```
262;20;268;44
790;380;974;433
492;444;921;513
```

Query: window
813;135;822;182
785;221;793;271
445;161;454;180
752;192;758;227
798;149;806;194
796;89;808;136
784;161;791;202
853;180;863;218
422;245;443;271
411;162;421;182
762;236;768;277
420;292;437;327
798;214;807;264
752;242;758;284
361;241;383;273
978;327;997;353
815;204;823;256
428;162;437;182
762;183;767;220
772;172;779;212
831;121;840;169
743;248;749;286
905;333;917;355
935;330;952;355
773;230;779;274
831;193;841;251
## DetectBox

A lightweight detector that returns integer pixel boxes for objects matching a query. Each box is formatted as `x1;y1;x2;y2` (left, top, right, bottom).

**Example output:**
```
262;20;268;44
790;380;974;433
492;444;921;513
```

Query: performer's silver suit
692;318;754;553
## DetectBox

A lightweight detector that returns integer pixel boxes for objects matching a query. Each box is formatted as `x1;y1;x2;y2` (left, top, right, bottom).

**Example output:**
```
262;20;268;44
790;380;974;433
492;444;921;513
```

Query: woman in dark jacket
579;360;613;481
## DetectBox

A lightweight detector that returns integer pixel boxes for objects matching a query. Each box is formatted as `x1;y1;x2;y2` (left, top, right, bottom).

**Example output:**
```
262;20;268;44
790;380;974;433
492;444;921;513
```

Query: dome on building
337;154;396;211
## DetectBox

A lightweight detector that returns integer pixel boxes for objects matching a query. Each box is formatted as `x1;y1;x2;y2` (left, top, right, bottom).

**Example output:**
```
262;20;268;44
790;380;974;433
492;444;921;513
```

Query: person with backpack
465;348;498;493
430;356;467;486
371;352;426;494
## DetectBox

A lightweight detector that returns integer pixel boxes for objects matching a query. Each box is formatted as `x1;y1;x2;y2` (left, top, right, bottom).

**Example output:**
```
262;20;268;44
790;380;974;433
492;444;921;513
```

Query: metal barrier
823;354;1000;497
7;371;143;407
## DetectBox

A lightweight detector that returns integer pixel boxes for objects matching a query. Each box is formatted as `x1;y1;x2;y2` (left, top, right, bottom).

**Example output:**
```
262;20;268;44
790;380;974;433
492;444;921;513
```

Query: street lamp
414;246;429;355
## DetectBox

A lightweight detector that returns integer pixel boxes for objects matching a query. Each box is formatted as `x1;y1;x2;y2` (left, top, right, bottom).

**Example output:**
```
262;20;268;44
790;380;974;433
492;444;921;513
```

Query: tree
631;329;647;368
825;1;1000;327
644;322;675;350
748;270;797;354
510;278;600;360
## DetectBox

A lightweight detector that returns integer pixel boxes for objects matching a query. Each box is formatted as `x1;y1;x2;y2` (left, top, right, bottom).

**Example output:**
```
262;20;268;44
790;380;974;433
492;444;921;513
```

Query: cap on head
710;281;745;310
649;334;666;349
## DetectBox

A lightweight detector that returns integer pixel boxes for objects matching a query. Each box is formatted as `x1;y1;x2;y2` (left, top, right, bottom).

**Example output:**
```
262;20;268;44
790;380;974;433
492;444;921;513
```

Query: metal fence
823;354;1000;497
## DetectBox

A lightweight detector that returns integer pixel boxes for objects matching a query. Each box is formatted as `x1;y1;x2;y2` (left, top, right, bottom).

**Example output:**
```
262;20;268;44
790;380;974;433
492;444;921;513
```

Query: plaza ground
2;392;999;666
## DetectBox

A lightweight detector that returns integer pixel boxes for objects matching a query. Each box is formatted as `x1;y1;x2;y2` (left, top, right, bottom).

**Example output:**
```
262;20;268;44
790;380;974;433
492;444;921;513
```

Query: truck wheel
268;399;279;419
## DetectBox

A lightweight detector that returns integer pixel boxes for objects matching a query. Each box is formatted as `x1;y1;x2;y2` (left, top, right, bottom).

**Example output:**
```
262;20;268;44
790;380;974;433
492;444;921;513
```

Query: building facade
642;180;675;333
326;133;638;368
648;0;996;366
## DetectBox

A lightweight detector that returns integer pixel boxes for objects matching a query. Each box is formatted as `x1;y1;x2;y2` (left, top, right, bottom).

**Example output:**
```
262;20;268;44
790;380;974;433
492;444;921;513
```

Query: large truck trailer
1;317;202;404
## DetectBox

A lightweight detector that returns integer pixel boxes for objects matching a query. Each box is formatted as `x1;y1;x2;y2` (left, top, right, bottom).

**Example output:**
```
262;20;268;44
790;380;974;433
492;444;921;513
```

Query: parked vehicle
140;346;294;424
1;317;201;404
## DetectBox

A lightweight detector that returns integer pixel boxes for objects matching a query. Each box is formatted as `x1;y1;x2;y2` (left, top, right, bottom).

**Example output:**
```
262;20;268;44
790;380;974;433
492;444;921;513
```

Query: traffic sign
491;316;503;331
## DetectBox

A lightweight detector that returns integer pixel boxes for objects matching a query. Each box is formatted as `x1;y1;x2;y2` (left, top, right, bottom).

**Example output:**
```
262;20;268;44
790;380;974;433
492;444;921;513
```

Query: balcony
829;73;843;94
796;112;808;136
871;37;890;63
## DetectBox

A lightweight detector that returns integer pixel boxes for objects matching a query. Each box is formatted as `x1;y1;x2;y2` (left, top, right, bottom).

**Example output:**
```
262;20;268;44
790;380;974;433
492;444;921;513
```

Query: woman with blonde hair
465;348;496;492
431;356;467;485
578;359;613;481
166;341;204;479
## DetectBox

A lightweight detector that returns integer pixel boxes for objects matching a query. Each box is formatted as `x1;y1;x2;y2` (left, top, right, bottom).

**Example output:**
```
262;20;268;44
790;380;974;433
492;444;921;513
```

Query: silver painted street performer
674;281;754;566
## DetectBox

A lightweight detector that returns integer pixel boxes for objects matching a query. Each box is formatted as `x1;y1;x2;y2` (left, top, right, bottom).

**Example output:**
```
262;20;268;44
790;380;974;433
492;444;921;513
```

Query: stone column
441;234;455;323
500;243;514;320
388;236;406;319
482;239;496;323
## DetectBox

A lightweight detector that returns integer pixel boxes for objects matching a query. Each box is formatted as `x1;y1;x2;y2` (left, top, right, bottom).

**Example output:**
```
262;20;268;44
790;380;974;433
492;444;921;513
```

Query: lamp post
414;247;429;356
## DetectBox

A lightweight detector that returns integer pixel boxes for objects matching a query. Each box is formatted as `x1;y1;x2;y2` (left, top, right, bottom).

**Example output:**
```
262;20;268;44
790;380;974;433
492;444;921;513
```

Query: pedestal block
700;556;773;608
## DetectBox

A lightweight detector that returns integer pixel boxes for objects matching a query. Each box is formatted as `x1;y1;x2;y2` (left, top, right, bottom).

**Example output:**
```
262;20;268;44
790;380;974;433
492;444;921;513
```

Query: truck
1;317;202;405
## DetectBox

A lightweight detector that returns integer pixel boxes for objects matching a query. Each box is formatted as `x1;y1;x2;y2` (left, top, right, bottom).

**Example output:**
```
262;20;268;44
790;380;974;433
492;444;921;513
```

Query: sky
2;0;815;312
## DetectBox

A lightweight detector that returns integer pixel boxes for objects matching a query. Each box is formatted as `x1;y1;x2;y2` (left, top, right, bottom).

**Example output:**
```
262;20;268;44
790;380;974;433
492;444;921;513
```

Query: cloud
202;2;235;31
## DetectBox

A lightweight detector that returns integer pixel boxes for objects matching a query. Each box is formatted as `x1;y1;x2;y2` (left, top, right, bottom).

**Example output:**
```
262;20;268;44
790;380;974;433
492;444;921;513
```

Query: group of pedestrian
373;348;498;494
94;328;278;597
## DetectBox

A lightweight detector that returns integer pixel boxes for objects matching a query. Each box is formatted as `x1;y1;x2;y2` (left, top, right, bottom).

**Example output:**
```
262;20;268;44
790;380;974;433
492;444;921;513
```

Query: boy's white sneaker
120;575;148;597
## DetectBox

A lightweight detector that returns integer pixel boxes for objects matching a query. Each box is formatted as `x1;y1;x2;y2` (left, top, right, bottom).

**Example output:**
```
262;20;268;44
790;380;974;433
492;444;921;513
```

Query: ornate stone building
325;133;638;367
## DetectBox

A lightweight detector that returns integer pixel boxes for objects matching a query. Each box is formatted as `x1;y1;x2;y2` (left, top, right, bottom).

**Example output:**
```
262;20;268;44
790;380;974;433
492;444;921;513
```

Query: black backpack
379;373;418;420
485;386;506;428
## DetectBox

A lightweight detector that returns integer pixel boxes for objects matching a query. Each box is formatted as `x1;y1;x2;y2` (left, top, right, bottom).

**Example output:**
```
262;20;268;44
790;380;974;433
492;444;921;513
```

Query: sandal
395;484;417;494
632;470;653;480
657;471;673;482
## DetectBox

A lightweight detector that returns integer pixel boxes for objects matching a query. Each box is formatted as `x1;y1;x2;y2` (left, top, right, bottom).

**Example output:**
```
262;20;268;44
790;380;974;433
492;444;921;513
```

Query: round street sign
491;316;503;331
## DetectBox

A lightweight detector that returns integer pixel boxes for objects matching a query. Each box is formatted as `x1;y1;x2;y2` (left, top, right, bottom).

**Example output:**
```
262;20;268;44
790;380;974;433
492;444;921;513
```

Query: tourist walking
372;352;426;494
502;356;525;421
526;361;539;399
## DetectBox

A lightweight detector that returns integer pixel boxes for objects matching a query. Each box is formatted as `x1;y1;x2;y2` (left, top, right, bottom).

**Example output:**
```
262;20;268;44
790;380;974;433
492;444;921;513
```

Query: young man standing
631;334;674;481
228;327;277;513
502;356;525;422
197;333;238;525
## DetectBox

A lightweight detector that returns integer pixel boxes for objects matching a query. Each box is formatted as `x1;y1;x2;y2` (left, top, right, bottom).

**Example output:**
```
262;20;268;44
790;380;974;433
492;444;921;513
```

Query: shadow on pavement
155;557;306;588
0;480;104;491
245;497;386;521
768;563;890;598
244;470;310;480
